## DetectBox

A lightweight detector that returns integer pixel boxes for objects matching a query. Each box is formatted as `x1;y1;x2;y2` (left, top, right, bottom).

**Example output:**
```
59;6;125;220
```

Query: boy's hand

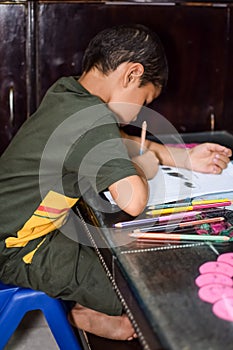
132;150;159;180
186;143;232;174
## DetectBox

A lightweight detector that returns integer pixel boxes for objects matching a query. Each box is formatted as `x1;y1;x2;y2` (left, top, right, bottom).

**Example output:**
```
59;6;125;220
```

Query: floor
5;311;59;350
4;310;141;350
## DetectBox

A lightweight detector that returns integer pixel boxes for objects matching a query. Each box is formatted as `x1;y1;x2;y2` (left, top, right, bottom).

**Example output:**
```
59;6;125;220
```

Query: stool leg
40;296;82;350
0;298;27;349
0;287;82;350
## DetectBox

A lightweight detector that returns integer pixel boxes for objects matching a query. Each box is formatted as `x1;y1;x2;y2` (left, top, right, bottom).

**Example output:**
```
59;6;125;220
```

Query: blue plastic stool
0;281;82;349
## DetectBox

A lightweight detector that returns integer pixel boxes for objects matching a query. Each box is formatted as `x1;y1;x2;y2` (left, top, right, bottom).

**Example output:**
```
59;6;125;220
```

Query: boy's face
108;82;161;124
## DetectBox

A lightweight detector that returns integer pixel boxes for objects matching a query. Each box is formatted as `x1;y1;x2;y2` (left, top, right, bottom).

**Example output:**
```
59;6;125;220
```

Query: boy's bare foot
69;304;137;341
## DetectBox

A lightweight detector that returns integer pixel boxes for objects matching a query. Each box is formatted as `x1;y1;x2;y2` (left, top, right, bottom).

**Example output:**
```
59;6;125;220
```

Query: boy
0;24;231;341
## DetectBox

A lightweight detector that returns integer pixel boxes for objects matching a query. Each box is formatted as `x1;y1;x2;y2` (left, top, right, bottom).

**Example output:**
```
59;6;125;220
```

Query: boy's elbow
109;175;149;217
123;199;147;217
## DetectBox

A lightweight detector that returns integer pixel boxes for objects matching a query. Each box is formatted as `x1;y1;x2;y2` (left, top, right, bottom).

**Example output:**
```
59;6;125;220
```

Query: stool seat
0;281;82;350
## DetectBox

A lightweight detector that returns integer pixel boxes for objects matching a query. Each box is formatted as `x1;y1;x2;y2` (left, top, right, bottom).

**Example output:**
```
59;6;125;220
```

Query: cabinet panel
0;4;27;155
37;3;228;134
223;7;233;133
145;5;228;134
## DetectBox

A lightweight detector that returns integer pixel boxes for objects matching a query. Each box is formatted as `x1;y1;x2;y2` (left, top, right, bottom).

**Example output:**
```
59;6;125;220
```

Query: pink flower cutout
195;252;233;322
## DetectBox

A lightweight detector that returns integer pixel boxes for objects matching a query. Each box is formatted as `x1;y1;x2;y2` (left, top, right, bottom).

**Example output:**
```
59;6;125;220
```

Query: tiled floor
4;311;59;350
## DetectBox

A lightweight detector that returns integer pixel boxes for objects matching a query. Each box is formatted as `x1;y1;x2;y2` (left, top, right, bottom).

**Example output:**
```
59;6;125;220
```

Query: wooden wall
0;1;233;154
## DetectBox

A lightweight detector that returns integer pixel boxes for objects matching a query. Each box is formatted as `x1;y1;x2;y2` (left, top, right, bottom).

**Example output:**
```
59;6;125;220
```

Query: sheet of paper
104;162;233;206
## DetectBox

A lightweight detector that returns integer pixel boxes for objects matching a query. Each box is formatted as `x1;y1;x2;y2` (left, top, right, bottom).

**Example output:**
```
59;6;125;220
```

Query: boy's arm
147;141;232;174
108;150;159;217
120;130;232;174
108;175;148;217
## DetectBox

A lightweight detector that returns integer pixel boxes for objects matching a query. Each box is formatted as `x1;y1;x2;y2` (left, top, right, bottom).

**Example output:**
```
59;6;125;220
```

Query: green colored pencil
129;232;230;242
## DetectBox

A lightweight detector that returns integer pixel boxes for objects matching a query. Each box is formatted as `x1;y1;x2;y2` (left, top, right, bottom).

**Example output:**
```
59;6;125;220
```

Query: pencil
192;198;230;205
148;201;191;210
139;121;147;155
113;210;202;228
133;216;225;233
129;232;230;242
148;198;230;210
146;201;232;216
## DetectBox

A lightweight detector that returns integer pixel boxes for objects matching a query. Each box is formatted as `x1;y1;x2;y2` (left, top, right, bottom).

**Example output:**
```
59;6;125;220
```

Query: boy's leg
33;232;136;340
30;231;122;315
0;231;136;340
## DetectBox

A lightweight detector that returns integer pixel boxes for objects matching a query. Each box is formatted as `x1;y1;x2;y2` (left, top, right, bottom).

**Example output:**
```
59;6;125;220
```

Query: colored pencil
192;198;230;205
132;216;225;233
148;201;191;210
113;210;202;228
129;232;230;242
146;201;232;216
147;198;230;210
139;121;147;155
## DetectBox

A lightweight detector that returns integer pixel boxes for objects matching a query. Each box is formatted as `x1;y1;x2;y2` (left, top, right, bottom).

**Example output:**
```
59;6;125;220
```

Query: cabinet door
36;3;228;134
36;2;110;102
0;3;27;155
223;7;233;133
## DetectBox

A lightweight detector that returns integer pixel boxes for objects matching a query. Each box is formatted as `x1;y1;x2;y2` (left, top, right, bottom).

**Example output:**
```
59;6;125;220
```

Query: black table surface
76;195;233;350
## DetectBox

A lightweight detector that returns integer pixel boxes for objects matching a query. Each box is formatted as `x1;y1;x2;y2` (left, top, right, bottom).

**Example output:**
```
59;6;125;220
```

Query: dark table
75;130;233;350
75;193;233;350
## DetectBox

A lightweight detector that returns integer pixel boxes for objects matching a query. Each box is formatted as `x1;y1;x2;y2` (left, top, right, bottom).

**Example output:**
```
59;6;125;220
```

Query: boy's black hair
82;24;168;89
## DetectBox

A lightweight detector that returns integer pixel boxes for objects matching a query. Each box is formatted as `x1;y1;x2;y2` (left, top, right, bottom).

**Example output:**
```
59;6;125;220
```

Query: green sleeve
63;121;137;195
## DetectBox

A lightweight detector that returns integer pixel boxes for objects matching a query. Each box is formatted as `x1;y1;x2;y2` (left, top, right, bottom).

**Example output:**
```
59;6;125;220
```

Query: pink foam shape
195;273;233;288
199;261;233;277
198;284;233;304
213;297;233;322
217;252;233;267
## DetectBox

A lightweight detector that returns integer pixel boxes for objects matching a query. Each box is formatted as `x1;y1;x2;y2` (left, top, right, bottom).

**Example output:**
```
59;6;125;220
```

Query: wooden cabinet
0;1;233;155
0;2;27;155
223;6;233;132
36;2;230;134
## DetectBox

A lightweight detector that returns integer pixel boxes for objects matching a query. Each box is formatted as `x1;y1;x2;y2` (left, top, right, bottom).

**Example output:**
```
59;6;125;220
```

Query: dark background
1;0;233;155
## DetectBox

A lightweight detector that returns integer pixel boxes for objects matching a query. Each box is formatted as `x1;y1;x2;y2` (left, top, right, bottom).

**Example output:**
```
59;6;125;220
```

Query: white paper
104;162;233;206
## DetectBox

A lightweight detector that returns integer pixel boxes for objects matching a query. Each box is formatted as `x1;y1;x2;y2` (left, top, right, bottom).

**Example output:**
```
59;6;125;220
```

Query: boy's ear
123;63;144;87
